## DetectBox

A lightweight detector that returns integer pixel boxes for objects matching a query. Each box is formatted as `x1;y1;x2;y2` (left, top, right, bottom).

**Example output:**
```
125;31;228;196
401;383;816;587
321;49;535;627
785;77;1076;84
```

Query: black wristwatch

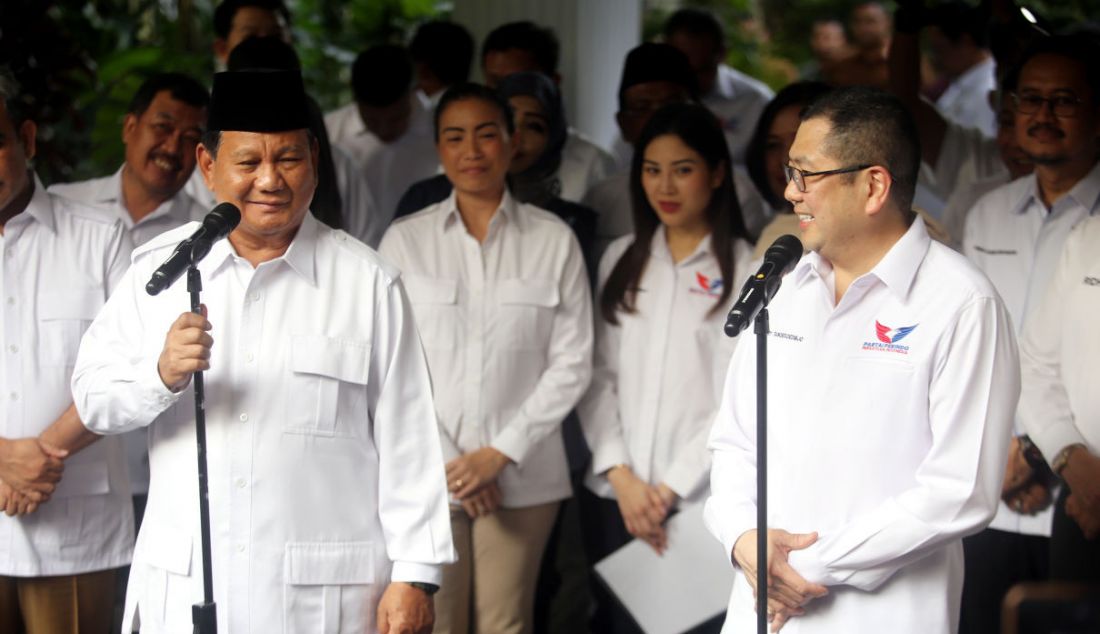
408;581;440;596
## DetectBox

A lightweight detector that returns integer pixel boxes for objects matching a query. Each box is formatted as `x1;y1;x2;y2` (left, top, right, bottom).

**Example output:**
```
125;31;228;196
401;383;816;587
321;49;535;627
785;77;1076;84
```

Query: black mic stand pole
187;261;217;634
754;306;769;634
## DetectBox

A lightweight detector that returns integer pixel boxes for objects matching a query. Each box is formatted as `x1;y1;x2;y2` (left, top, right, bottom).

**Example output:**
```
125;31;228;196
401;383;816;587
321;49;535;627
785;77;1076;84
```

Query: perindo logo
862;321;918;354
691;272;723;298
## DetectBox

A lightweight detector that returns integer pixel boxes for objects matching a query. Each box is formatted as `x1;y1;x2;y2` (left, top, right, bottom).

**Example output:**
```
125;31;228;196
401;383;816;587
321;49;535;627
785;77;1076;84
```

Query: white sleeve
787;297;1019;591
370;274;458;584
1018;228;1089;461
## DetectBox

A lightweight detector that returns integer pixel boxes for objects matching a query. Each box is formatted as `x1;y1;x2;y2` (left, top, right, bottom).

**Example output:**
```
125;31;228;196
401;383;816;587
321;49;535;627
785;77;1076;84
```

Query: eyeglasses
1012;92;1084;118
783;163;873;193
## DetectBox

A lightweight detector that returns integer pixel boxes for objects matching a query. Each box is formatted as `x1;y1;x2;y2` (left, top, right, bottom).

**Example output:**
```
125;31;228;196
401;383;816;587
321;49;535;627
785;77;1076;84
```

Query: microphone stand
754;307;769;634
187;261;217;634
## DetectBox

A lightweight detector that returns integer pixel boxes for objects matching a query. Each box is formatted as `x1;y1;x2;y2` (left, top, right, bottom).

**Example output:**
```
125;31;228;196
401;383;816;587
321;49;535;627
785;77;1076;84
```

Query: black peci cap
207;69;310;132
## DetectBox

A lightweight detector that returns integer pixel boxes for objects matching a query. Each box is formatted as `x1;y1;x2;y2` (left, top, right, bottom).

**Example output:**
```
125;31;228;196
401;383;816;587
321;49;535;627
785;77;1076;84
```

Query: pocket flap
140;521;193;575
498;279;560;307
290;335;371;384
404;275;458;305
52;460;109;499
39;289;103;320
284;541;375;585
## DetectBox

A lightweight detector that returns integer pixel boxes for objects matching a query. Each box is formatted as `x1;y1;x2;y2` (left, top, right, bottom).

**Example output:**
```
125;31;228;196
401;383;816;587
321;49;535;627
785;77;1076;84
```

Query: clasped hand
446;447;510;518
732;528;829;633
607;466;678;554
0;437;68;515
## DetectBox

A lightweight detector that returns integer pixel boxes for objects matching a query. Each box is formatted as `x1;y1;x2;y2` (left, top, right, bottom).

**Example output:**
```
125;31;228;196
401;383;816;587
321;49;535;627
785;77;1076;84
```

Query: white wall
451;0;642;151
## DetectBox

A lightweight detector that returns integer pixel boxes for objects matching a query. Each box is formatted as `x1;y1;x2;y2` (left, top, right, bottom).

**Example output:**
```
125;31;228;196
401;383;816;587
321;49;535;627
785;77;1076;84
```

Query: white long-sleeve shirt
1019;214;1100;465
963;161;1100;536
705;217;1019;634
704;64;775;164
579;229;752;502
0;176;134;576
72;212;455;634
379;189;593;508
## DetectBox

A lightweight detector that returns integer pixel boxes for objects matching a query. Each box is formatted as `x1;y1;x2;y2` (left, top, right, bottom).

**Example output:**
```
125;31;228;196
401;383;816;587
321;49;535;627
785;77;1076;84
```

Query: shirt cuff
1032;421;1090;469
490;425;532;465
787;546;838;586
590;440;631;477
390;561;443;586
662;461;706;501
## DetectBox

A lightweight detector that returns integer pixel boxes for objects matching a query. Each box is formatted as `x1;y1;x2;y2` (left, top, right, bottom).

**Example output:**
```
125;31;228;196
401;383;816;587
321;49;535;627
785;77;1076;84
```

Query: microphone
145;203;241;296
724;234;803;337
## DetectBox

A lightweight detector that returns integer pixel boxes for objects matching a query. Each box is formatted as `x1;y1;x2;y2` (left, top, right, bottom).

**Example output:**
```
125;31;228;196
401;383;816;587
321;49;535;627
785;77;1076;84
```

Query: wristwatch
1052;443;1086;477
408;581;440;596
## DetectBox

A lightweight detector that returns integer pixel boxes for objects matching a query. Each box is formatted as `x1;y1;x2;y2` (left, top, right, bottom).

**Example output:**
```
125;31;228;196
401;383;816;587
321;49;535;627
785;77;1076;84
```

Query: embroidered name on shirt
973;245;1018;255
690;272;723;298
862;321;918;354
768;331;804;342
1084;276;1100;286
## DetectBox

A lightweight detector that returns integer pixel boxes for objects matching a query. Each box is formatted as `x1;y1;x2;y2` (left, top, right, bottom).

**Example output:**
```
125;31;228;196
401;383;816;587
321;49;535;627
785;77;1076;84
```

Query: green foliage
0;0;445;185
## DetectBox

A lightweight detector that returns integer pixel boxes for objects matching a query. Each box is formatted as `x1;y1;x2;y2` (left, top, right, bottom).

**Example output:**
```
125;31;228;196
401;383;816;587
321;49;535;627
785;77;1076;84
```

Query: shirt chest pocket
404;276;458;349
37;289;102;367
286;335;371;437
496;279;560;351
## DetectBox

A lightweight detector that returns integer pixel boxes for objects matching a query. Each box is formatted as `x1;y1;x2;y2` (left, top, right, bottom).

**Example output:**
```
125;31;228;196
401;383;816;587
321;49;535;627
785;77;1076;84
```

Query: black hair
409;21;475;87
433;82;515;142
0;66;29;129
663;7;725;48
126;72;209;117
213;0;291;39
481;21;559;76
1016;33;1100;103
929;1;989;49
801;86;920;213
352;45;413;108
745;81;831;209
602;103;749;323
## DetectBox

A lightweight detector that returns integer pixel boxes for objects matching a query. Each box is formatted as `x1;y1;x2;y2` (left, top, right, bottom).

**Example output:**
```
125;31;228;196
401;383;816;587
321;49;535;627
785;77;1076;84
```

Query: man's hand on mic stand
157;307;213;393
732;528;829;632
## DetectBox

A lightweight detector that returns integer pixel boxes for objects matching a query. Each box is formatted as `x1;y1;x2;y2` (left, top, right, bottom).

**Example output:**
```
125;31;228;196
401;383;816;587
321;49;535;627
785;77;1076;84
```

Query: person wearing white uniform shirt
328;46;440;246
959;34;1100;632
379;83;593;634
70;69;455;634
479;21;618;202
408;20;474;112
48;73;209;518
578;103;753;633
664;8;774;165
0;70;135;634
705;87;1018;633
926;2;998;138
1019;215;1100;583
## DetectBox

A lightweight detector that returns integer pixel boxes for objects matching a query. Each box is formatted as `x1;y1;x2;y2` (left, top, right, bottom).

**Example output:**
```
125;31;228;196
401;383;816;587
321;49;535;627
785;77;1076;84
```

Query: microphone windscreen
203;203;242;239
763;234;803;273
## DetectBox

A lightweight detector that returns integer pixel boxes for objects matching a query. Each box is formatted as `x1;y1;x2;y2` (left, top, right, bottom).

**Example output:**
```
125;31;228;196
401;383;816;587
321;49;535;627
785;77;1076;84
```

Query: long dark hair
744;81;831;209
600;103;749;323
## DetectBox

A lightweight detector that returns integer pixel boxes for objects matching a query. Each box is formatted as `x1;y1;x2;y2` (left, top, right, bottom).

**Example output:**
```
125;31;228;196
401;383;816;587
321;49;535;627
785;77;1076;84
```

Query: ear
711;160;727;190
309;135;320;180
196;143;216;192
863;166;892;216
213;38;229;64
121;113;137;144
17;120;36;162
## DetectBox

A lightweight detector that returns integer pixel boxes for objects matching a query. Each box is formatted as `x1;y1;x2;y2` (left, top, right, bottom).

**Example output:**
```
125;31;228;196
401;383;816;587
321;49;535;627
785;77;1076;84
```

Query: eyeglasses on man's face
783;163;873;193
1012;91;1085;118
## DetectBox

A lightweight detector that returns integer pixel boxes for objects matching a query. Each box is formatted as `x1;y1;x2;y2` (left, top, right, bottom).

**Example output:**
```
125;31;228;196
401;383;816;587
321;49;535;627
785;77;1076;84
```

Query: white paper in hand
593;503;734;633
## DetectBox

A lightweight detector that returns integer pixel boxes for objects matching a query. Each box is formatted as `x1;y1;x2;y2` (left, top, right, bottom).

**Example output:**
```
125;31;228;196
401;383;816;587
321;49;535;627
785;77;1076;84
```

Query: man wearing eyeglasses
705;86;1019;633
963;33;1100;600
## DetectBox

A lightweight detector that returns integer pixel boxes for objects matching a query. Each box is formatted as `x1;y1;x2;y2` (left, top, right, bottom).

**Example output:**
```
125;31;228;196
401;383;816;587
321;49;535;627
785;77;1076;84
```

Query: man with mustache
959;33;1100;633
49;72;208;527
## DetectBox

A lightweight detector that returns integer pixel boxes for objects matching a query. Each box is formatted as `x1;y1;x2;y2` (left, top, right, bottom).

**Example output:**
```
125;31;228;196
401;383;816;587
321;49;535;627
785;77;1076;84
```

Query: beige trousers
0;568;117;634
434;501;560;634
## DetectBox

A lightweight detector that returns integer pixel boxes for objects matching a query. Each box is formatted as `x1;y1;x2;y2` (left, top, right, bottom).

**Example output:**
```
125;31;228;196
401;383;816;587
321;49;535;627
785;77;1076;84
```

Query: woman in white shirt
577;102;754;633
378;83;593;634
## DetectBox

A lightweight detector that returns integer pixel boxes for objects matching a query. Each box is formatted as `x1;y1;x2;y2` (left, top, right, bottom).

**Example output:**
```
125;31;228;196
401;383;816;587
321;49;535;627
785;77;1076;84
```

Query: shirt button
236;544;245;553
236;478;247;489
245;352;254;363
249;292;261;302
9;392;17;401
8;345;16;353
239;413;248;422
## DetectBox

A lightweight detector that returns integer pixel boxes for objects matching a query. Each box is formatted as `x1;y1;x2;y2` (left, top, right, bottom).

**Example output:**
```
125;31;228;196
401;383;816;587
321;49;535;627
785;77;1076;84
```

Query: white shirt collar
1017;161;1100;216
648;225;715;266
202;210;320;286
12;174;57;235
439;187;524;235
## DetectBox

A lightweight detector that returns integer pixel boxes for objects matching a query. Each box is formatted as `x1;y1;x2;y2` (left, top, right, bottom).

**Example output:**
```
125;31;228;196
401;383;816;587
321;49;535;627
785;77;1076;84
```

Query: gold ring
455;479;464;489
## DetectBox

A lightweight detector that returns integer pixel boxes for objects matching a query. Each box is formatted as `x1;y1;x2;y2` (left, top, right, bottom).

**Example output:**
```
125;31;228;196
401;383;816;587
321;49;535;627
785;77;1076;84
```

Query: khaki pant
0;569;117;634
435;501;560;634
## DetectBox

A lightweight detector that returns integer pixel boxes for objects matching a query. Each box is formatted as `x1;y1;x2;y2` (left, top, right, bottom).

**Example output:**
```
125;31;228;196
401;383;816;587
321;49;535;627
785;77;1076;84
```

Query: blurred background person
801;18;851;83
832;1;892;88
926;1;998;138
409;20;475;111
